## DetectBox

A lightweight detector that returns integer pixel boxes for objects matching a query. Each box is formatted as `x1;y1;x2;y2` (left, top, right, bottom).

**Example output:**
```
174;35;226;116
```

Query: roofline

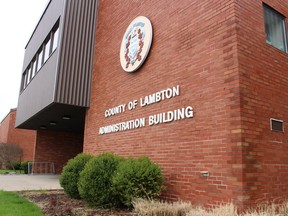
25;0;53;49
0;108;17;124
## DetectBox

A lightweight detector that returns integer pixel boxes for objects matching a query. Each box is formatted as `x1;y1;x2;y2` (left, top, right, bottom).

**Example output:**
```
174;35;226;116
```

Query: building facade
0;109;35;162
16;0;288;208
16;0;98;173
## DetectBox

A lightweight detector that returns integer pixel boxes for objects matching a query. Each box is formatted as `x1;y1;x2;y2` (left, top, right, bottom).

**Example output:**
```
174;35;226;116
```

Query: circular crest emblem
120;16;153;72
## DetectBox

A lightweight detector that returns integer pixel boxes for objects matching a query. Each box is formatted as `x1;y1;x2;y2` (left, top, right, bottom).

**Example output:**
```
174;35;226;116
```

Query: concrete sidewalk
0;174;62;191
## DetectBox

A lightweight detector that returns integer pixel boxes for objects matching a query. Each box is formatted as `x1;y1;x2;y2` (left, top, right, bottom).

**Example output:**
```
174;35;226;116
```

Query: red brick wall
84;0;243;207
0;109;35;161
34;130;83;173
84;0;288;208
0;112;11;143
235;0;288;206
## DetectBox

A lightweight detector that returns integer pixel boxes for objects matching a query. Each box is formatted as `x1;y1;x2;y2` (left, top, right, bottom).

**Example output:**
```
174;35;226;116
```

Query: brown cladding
55;0;98;107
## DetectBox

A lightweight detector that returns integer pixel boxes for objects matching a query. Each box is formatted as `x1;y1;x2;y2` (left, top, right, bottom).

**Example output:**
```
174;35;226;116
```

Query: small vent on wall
270;118;284;132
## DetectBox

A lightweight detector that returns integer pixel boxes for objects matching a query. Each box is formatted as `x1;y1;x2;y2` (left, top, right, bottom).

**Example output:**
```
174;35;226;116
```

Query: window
263;4;287;52
37;49;43;71
26;67;31;85
44;38;51;63
22;72;27;90
32;60;37;78
20;20;60;92
52;27;59;52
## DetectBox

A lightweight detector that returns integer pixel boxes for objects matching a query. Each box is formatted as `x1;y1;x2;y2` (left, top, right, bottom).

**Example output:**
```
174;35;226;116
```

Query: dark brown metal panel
55;0;98;107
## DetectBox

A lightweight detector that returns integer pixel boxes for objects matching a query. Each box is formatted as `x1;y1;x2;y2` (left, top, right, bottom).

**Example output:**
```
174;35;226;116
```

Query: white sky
0;0;48;122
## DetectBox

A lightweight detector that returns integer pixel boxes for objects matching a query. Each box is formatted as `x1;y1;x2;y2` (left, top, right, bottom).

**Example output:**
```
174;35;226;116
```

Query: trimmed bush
60;153;93;199
112;156;165;208
78;152;124;207
6;161;21;170
21;161;31;174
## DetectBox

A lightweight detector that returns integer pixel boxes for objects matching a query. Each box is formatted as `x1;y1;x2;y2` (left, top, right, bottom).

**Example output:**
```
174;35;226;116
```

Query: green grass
0;169;22;174
0;191;42;216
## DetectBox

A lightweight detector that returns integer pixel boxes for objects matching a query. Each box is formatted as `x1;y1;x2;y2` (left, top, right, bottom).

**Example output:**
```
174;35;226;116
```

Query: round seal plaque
120;16;153;72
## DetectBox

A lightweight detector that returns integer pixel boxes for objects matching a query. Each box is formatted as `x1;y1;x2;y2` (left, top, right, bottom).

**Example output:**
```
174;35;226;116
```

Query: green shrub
78;152;124;207
21;161;31;174
112;156;165;208
60;153;93;199
6;161;21;170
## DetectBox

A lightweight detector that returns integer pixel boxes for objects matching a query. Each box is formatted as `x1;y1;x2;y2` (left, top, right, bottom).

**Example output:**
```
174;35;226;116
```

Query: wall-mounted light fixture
62;115;71;120
50;121;57;126
200;171;210;177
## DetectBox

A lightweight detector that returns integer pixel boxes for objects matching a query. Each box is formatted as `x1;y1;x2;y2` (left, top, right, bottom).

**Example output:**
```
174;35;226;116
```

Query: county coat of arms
120;16;153;72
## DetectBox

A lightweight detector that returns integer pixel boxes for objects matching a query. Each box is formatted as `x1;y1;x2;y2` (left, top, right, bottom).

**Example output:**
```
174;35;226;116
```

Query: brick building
0;109;35;161
15;0;288;208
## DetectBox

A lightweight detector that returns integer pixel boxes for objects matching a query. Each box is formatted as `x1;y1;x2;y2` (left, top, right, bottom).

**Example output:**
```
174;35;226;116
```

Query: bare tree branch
0;143;23;170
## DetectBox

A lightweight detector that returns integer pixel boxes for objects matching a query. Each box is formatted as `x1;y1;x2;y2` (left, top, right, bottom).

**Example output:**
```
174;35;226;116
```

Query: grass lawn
0;169;22;174
0;191;42;216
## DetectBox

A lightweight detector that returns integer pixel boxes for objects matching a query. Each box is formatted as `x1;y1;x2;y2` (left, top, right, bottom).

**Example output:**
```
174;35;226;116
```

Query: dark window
21;72;27;90
263;4;287;52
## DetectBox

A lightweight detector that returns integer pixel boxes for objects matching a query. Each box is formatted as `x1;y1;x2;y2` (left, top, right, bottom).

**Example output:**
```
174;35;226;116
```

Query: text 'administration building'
16;0;288;207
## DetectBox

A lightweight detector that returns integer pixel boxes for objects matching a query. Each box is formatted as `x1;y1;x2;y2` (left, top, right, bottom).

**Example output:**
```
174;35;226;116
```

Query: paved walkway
0;174;62;191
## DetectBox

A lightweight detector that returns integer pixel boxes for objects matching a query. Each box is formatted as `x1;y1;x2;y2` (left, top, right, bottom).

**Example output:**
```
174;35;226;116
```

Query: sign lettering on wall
99;85;194;135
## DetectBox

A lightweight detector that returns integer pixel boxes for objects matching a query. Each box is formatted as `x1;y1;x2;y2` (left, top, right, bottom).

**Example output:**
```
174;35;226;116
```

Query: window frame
31;59;37;78
26;66;32;85
52;26;59;53
263;3;288;53
20;19;60;92
43;36;52;63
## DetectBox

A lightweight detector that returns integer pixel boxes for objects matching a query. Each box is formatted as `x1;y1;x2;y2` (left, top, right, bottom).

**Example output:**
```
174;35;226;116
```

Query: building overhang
16;103;86;133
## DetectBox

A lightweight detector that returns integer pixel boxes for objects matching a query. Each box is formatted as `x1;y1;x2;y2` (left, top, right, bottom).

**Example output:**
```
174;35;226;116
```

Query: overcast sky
0;0;48;122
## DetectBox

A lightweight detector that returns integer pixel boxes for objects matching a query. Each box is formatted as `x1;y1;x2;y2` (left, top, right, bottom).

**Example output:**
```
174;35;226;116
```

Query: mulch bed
19;190;135;216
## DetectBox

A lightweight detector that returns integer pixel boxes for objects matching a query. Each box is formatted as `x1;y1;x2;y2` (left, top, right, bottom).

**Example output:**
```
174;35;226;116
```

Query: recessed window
26;67;31;85
263;4;288;52
44;38;51;63
32;60;37;78
22;72;27;89
37;49;43;71
52;27;59;52
20;19;60;92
